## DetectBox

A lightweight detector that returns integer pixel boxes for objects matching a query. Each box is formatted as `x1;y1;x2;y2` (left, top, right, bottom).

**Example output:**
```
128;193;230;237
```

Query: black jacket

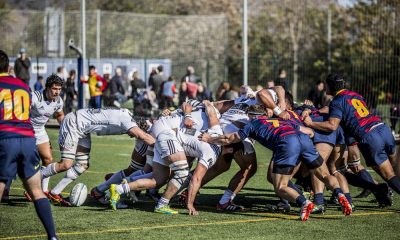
14;58;31;84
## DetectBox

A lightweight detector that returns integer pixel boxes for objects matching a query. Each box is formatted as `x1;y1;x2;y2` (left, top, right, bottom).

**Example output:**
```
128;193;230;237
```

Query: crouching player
200;105;352;221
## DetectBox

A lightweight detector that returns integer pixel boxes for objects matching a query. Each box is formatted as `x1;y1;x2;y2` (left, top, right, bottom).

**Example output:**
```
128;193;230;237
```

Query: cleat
338;194;352;216
90;187;104;201
328;194;339;205
354;188;372;198
266;201;291;213
128;191;140;204
48;192;71;207
154;205;178;214
217;200;245;212
373;183;393;208
311;204;325;214
109;184;120;210
23;191;32;202
104;172;114;181
300;200;314;221
146;189;161;202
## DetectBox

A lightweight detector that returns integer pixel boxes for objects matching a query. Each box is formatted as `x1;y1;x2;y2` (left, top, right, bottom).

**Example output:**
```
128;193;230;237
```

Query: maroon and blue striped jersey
0;73;34;138
329;89;381;140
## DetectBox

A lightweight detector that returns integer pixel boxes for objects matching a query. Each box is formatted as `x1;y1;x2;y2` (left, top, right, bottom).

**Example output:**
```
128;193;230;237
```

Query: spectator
178;80;188;105
186;81;198;100
181;65;200;83
216;81;230;100
267;79;275;89
56;66;67;82
130;71;146;98
88;65;106;108
64;70;77;114
275;68;291;93
307;80;326;109
14;48;31;86
160;76;177;109
223;85;240;100
149;65;166;100
102;73;113;107
196;82;213;102
109;67;127;107
34;75;44;91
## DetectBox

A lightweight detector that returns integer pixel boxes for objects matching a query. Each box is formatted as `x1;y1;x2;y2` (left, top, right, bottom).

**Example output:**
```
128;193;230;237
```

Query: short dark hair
157;65;163;72
45;74;64;89
326;74;345;93
0;50;9;73
285;91;294;109
38;75;44;81
56;66;64;73
89;65;96;71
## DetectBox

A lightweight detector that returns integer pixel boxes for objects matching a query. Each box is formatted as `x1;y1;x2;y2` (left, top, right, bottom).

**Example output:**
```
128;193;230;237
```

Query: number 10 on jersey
0;89;30;120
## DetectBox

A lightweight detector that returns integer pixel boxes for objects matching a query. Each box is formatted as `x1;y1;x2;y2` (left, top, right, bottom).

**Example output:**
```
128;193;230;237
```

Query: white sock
156;197;170;209
219;189;235;205
116;183;130;195
97;170;126;192
41;163;57;178
42;176;50;192
51;177;74;195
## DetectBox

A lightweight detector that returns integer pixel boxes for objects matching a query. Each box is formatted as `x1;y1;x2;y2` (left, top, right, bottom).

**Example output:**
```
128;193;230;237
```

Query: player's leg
0;181;5;202
18;138;58;240
37;141;53;192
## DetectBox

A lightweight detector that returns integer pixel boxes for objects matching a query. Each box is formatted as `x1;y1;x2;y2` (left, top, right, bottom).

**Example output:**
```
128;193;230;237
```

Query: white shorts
153;130;184;166
59;113;91;156
34;127;49;145
197;143;221;169
134;139;148;157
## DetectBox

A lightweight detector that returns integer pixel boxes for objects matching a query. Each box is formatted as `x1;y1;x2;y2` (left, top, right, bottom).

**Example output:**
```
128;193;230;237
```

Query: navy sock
295;195;307;206
33;198;57;239
333;188;343;197
288;180;302;195
344;171;378;191
344;193;353;204
314;193;324;205
279;197;289;205
387;176;400;194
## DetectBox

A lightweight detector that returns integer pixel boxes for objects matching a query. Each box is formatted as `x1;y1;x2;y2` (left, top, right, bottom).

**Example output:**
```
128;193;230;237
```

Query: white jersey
76;108;137;135
30;90;63;130
220;97;258;126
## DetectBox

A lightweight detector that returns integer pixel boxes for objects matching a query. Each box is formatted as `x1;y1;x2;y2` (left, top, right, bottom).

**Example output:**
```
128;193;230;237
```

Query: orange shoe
338;194;352;216
300;200;314;221
48;192;71;207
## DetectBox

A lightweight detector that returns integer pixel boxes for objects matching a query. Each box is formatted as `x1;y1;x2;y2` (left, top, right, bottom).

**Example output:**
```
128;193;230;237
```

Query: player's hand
304;99;314;106
303;116;313;126
199;132;211;143
183;117;194;128
301;110;310;120
187;204;199;216
278;111;290;120
161;109;171;116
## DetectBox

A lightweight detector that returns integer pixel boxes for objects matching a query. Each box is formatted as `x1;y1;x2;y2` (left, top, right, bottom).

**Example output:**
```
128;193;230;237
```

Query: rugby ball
69;183;88;207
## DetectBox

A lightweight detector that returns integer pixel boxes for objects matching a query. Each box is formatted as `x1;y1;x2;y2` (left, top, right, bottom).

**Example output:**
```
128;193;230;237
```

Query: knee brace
61;151;76;161
347;159;361;168
169;160;189;189
75;153;90;167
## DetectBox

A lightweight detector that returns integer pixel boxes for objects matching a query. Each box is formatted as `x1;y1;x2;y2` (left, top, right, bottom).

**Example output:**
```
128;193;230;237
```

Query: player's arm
256;88;290;120
128;127;155;146
203;100;219;127
272;86;286;111
212;100;234;114
304;117;340;132
200;132;241;146
54;110;64;124
299;125;314;138
187;163;208;216
181;101;194;128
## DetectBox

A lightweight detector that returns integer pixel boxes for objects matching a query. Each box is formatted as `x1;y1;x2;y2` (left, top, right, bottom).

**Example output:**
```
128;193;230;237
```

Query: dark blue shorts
312;116;345;145
0;137;40;181
272;133;321;175
358;124;396;166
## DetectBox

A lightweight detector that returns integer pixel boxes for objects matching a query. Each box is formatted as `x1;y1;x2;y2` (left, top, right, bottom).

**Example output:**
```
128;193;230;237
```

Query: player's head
326;74;345;94
285;92;294;110
45;74;63;100
0;50;9;73
247;104;267;119
136;118;152;132
89;65;96;75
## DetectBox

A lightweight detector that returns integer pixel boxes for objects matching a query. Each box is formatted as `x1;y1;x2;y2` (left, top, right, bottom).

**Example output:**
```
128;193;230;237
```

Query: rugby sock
41;163;57;178
344;171;378;190
51;178;74;195
333;188;343;197
295;195;307;206
288;180;302;195
116;183;130;195
156;197;170;209
97;170;126;192
279;197;289;205
313;193;324;205
344;193;353;204
42;177;50;192
219;189;235;205
387;176;400;194
126;171;153;183
33;198;57;239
